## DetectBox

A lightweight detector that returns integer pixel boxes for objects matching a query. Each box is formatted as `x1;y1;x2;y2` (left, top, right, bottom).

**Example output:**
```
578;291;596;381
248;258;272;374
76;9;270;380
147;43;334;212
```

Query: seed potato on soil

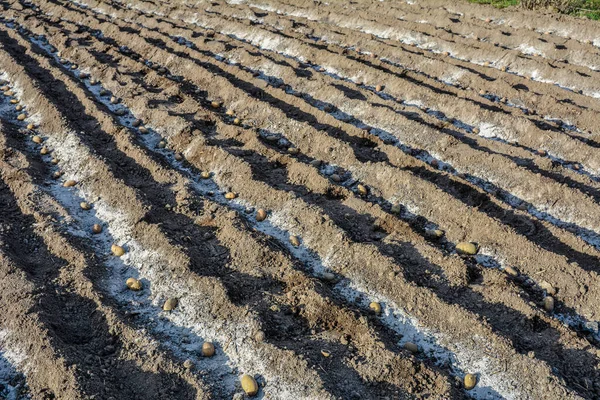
1;0;600;399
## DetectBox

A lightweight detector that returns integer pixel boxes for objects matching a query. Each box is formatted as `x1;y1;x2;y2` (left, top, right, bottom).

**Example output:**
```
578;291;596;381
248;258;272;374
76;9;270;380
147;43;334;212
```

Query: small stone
126;277;142;291
163;298;178;311
202;342;215;357
543;296;555;312
404;342;418;353
322;272;335;281
254;331;265;342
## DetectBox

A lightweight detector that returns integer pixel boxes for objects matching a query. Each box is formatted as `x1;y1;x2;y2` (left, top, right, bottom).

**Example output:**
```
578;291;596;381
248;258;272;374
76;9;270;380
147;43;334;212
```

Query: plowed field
1;0;600;399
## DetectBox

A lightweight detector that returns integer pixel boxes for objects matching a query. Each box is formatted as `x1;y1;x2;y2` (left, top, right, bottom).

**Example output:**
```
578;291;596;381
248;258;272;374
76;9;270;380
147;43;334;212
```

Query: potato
357;184;368;196
210;100;221;109
32;135;43;144
369;301;382;314
80;202;92;210
163;297;178;311
289;235;300;247
63;179;77;187
92;224;103;234
201;171;211;179
424;229;444;239
256;209;267;222
224;192;237;200
456;242;478;255
202;342;215;357
111;244;125;257
40;147;49;155
464;373;477;390
240;374;259;396
126;277;142;291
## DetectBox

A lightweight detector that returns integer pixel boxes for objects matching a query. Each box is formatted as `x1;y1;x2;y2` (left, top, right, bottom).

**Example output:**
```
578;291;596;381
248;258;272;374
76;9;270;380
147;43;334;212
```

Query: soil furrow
11;0;600;332
2;0;600;398
0;122;209;400
241;0;600;74
0;25;339;399
4;14;596;400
